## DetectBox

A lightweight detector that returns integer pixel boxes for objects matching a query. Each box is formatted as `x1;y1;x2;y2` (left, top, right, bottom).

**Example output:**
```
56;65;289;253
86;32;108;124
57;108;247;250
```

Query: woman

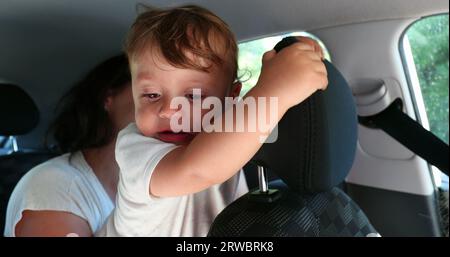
4;54;134;236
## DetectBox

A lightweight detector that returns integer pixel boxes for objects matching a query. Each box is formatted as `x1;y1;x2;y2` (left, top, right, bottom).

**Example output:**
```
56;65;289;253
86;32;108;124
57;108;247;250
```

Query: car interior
0;0;448;237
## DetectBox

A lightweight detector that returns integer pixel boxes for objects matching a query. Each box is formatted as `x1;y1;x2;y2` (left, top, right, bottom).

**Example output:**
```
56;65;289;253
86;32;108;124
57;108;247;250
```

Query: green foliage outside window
407;15;449;144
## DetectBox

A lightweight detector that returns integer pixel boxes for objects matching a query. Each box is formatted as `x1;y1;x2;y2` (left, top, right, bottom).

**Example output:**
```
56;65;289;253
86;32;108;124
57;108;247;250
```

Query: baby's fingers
312;61;328;90
262;50;276;63
296;36;324;59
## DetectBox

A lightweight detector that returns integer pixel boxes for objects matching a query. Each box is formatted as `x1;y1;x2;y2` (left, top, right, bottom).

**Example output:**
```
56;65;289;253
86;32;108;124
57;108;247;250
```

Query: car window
403;14;449;144
402;14;449;188
0;136;7;148
0;135;11;155
238;32;330;96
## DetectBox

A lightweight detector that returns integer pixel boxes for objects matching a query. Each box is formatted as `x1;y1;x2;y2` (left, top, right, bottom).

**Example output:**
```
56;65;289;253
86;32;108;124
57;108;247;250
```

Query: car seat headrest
251;37;357;194
0;83;39;135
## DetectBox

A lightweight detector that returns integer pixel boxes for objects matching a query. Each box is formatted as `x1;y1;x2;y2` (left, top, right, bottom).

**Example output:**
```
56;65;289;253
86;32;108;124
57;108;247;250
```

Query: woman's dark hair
47;54;131;153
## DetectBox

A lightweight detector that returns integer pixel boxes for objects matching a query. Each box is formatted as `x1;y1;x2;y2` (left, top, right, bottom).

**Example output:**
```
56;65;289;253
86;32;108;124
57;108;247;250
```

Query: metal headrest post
257;165;269;193
10;136;19;153
250;165;281;203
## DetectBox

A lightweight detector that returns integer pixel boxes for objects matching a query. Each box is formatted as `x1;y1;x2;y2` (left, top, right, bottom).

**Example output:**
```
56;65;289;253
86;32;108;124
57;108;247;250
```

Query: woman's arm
15;210;92;237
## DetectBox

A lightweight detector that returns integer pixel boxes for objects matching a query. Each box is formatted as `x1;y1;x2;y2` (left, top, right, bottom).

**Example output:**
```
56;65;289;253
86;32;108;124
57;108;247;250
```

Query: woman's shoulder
11;151;106;204
17;152;84;189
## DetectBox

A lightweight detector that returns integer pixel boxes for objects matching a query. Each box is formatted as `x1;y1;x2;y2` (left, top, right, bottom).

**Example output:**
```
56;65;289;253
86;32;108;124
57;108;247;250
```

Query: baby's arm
151;41;328;197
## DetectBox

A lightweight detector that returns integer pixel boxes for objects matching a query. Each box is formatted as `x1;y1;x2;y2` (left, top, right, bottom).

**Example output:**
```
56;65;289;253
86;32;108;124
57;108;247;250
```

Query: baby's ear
229;81;242;97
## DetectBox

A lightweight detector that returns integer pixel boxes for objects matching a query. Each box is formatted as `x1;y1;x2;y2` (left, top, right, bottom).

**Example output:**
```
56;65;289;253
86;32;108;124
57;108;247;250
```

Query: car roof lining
0;0;448;41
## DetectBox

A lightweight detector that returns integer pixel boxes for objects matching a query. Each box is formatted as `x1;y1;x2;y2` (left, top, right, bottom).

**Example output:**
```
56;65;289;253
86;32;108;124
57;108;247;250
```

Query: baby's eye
143;93;161;101
185;93;205;101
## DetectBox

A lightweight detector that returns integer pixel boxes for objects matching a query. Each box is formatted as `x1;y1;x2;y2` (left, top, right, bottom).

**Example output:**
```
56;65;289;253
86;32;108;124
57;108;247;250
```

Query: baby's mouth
157;130;195;144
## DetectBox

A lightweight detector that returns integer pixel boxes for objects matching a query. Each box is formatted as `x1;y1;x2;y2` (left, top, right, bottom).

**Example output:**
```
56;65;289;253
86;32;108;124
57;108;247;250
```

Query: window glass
404;15;449;144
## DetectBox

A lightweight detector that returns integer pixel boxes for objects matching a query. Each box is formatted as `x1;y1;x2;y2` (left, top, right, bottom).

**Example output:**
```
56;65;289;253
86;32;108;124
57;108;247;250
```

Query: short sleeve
4;162;90;236
115;123;179;203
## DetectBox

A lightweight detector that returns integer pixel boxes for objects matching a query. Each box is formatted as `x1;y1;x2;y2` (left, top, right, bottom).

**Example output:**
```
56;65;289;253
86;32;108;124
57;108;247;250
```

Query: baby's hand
255;40;328;110
295;36;325;60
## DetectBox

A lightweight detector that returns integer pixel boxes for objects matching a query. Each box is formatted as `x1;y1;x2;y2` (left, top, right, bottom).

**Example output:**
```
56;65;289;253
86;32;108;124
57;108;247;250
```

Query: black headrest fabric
251;37;357;194
0;83;39;135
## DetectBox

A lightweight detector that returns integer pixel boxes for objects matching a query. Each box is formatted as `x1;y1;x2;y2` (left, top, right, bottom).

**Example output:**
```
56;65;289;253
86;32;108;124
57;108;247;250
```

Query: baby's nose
159;100;179;119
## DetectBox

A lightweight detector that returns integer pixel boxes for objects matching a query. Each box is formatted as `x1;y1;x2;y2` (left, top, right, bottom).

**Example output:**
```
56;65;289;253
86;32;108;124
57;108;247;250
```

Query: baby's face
130;49;234;145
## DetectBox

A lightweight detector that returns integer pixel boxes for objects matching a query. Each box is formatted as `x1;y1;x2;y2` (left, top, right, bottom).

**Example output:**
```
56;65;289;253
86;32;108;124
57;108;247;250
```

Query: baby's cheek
185;106;211;131
135;107;158;136
193;107;218;132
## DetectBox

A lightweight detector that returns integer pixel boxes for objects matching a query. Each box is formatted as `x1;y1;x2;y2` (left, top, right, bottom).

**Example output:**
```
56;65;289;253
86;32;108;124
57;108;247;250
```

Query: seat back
209;180;376;236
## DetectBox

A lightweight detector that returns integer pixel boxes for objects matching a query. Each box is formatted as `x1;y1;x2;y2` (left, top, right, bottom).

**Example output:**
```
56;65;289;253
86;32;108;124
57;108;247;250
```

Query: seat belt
359;99;449;175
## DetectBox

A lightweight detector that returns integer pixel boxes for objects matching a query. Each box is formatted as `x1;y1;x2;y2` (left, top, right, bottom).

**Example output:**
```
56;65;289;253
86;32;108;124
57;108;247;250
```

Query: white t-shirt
96;123;249;237
4;151;114;236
